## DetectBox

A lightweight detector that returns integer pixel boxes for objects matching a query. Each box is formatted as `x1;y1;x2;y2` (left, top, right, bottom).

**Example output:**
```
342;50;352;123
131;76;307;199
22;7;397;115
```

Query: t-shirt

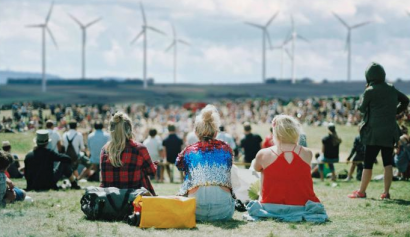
63;130;85;155
88;130;110;164
240;133;262;163
322;135;340;159
216;132;237;150
143;136;163;162
47;129;62;153
162;134;183;163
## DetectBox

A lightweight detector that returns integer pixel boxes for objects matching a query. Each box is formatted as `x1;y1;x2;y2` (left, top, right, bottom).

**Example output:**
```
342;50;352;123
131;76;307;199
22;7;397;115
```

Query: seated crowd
1;62;409;223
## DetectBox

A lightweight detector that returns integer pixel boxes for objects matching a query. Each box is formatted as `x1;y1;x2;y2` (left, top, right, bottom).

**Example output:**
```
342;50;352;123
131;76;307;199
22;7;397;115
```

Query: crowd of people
1;62;410;223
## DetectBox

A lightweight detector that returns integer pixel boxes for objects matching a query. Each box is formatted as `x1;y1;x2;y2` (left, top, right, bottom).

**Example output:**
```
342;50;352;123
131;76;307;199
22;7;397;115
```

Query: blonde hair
271;115;301;144
106;112;134;167
195;105;221;140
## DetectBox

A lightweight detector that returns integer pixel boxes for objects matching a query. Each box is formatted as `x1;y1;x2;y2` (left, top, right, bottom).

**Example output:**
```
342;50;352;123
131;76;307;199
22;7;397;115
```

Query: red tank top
260;146;320;205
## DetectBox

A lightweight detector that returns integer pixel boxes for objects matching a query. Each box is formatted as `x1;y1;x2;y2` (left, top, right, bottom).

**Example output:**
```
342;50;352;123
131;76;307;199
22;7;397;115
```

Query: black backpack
65;133;78;164
80;187;152;221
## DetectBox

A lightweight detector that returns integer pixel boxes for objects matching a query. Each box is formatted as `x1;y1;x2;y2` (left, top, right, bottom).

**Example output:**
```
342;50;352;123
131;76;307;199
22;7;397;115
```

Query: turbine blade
85;17;102;28
344;31;350;51
285;48;292;60
351;21;371;29
26;24;44;28
266;11;280;27
68;13;83;27
146;26;166;35
265;30;273;49
297;35;309;43
140;2;146;25
47;27;58;49
45;1;55;24
130;29;144;45
165;42;175;52
332;12;349;28
177;39;190;46
244;22;264;29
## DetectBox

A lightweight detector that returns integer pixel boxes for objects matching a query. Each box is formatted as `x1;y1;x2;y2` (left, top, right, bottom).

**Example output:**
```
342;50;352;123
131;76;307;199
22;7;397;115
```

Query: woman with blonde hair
100;112;157;195
176;104;235;221
247;115;327;222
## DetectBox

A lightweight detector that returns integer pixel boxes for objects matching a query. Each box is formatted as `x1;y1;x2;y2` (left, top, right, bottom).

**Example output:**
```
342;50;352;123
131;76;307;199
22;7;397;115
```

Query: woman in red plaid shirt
100;112;157;195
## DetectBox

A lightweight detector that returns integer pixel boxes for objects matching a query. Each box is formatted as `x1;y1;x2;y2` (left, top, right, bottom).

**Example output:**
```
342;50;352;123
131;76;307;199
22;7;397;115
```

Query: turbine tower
131;2;166;89
333;12;371;81
288;16;309;84
271;36;291;80
68;13;102;79
164;24;190;84
244;11;279;83
26;1;58;93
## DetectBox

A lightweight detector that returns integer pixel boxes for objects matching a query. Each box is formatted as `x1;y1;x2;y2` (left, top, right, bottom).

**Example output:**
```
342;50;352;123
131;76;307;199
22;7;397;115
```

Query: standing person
249;115;327;223
216;125;237;151
240;123;262;168
176;105;235;221
100;112;157;195
87;121;110;181
24;130;81;191
318;123;341;181
162;123;183;183
143;128;164;182
1;141;22;178
345;134;365;181
262;127;274;148
46;120;62;153
349;62;409;199
62;120;88;178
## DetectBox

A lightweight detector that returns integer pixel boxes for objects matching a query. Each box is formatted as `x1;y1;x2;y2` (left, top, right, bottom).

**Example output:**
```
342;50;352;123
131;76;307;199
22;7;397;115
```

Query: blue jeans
188;186;235;221
14;187;25;201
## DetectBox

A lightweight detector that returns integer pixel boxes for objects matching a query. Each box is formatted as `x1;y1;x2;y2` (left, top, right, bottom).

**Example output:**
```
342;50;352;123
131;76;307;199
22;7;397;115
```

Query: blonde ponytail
106;112;134;167
195;105;220;140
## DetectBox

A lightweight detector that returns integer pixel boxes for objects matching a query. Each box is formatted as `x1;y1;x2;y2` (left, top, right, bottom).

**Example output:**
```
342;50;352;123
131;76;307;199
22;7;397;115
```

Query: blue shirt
88;130;110;164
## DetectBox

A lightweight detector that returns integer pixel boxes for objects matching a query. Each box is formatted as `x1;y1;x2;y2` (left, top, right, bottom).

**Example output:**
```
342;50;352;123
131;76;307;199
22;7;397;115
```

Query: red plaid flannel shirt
100;140;157;195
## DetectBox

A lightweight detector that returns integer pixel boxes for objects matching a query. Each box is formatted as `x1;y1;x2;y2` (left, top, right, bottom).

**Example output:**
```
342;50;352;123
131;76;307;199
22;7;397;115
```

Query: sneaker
344;177;352;182
348;190;366;198
70;181;82;190
380;193;390;200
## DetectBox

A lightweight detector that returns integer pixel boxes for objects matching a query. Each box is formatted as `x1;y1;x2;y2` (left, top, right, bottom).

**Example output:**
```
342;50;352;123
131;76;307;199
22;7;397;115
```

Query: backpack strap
66;133;78;144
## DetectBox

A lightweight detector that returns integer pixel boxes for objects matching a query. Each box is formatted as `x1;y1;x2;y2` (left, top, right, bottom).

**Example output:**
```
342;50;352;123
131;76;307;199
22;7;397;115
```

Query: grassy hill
2;81;410;105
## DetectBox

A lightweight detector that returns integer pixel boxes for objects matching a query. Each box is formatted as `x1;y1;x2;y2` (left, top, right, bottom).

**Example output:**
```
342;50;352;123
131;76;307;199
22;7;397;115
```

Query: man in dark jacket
240;123;263;168
24;130;81;191
349;62;409;199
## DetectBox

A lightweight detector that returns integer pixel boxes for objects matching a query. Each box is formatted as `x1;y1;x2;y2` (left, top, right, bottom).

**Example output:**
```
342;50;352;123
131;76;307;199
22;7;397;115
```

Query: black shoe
71;181;81;190
235;199;247;212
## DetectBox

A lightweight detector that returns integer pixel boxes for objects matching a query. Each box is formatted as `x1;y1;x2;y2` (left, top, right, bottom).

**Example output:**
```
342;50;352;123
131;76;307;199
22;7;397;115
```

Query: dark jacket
359;75;409;148
24;147;71;191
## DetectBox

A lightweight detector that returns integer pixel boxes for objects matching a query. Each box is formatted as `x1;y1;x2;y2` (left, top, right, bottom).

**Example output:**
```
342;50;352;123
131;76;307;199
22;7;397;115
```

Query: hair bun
202;109;214;123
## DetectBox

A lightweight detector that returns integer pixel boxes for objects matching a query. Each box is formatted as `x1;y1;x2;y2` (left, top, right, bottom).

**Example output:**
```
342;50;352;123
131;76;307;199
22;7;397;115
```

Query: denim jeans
188;186;235;222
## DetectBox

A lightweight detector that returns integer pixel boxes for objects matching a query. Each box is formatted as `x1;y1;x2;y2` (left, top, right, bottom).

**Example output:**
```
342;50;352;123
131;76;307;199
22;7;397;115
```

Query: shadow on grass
368;198;410;206
201;219;247;229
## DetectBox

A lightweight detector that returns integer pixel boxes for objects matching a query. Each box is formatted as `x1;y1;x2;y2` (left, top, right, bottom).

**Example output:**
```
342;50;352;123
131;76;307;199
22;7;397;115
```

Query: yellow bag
133;196;196;229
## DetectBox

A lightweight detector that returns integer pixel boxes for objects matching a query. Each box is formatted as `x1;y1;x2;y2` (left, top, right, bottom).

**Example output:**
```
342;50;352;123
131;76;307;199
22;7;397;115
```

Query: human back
253;115;320;206
100;112;156;195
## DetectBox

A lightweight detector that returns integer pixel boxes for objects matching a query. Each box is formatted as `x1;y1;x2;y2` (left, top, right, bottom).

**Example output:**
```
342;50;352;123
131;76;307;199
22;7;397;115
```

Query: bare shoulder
298;146;313;165
255;147;272;160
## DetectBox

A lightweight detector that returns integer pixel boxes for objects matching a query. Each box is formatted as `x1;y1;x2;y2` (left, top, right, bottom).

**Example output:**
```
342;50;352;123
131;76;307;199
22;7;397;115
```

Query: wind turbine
287;16;309;84
164;24;190;84
68;13;102;79
244;11;279;83
333;12;371;81
130;2;166;89
271;36;292;80
26;1;58;93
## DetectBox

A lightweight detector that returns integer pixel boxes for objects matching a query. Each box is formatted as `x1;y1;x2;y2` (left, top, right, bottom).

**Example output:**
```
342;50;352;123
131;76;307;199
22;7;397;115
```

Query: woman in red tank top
252;115;321;206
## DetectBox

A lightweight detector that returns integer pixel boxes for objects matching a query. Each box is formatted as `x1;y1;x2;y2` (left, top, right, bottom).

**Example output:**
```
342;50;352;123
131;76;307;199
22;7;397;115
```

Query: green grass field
1;126;410;237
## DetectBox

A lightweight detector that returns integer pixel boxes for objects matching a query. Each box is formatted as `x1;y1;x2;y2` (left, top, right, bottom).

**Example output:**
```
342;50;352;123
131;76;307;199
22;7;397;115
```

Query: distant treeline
7;78;154;87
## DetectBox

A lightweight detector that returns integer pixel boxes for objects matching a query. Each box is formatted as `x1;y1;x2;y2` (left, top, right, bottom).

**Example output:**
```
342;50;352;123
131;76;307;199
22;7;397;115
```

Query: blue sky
1;0;410;83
